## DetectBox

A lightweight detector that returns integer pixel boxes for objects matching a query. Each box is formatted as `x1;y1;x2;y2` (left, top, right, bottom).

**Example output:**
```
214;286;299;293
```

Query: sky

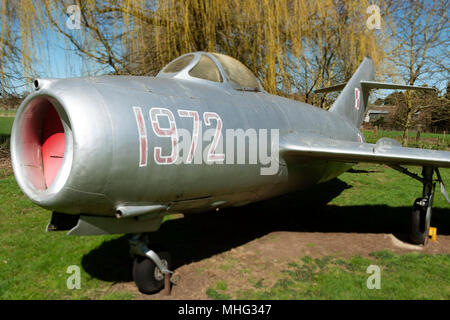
36;32;83;79
34;29;105;80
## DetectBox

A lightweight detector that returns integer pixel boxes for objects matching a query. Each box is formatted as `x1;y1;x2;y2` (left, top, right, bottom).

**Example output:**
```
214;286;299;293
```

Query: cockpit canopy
157;52;262;92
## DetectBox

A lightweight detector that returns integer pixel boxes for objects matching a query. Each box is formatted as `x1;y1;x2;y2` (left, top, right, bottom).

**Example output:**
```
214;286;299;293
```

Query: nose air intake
41;105;65;187
11;95;71;195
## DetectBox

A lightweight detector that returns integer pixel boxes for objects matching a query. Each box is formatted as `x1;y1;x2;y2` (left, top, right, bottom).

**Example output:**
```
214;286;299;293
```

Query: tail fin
317;57;436;128
328;57;375;127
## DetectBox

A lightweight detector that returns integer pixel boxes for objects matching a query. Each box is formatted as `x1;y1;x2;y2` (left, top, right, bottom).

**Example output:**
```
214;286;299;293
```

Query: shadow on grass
0;134;10;146
347;168;383;174
81;178;450;282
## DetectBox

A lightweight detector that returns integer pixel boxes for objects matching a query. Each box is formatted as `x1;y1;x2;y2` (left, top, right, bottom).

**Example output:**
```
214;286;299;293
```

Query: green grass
235;252;450;299
331;163;450;209
0;172;132;299
0;117;14;148
0;117;14;135
206;281;231;300
362;129;449;150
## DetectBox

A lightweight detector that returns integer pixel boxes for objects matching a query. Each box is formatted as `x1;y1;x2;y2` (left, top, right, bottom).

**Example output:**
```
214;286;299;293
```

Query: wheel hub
154;259;168;281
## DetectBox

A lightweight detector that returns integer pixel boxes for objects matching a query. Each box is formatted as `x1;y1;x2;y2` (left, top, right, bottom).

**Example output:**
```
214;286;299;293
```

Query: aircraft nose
11;80;115;216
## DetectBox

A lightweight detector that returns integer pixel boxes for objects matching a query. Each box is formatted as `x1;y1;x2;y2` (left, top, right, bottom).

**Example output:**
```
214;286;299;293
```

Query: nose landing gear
129;234;173;294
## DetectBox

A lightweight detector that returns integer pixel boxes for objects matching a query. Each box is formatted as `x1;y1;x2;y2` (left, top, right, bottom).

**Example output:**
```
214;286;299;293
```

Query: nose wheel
129;234;173;294
133;251;171;294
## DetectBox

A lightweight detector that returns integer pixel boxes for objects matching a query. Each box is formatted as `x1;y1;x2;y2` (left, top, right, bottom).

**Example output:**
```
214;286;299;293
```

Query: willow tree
2;0;388;102
0;1;46;95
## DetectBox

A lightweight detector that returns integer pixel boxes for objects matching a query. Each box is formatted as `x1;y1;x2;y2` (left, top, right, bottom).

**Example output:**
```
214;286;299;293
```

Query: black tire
410;197;431;245
132;251;171;294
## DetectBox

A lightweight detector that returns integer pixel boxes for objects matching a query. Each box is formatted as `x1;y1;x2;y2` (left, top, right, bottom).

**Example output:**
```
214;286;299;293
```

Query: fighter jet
10;52;450;293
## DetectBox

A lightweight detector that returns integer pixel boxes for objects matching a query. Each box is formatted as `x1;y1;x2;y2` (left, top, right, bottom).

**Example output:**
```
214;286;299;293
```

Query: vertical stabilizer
328;57;375;127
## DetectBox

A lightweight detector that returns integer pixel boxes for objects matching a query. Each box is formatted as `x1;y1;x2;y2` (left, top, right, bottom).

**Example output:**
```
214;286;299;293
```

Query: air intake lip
11;94;73;203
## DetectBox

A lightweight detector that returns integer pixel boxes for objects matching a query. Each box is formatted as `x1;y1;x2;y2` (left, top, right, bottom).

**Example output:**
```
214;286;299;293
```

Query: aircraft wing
280;133;450;168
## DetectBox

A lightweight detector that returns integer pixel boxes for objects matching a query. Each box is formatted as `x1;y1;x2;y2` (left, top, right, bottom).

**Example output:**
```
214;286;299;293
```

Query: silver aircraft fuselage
11;75;361;217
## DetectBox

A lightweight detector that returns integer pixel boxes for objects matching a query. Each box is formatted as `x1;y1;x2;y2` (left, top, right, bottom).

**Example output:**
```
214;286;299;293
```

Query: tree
430;82;450;132
0;0;49;95
383;91;408;130
39;0;385;97
0;2;26;95
430;102;450;132
386;0;449;145
382;87;449;132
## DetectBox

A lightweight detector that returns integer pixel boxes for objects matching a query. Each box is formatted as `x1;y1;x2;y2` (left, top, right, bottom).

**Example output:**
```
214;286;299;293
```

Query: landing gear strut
129;234;173;294
410;167;435;244
410;167;434;244
390;166;439;245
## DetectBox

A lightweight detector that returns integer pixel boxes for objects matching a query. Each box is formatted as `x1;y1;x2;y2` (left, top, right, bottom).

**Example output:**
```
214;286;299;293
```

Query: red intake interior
41;106;65;187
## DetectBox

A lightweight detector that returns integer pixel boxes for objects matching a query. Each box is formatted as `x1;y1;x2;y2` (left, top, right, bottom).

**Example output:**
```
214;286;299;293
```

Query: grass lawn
0;117;14;136
0;169;131;299
1;162;449;299
363;129;449;150
227;251;450;299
